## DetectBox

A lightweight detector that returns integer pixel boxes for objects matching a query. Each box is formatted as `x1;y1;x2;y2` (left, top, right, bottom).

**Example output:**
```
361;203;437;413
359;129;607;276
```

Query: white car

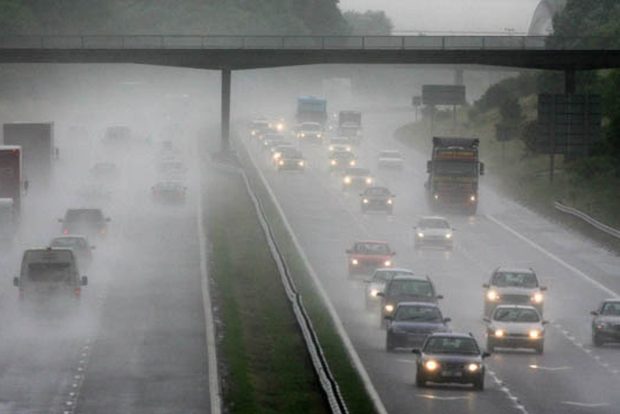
414;216;454;250
485;305;547;354
377;150;404;169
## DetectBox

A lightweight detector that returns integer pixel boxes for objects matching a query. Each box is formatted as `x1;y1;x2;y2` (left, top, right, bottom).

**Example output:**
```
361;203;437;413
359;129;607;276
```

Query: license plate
441;371;462;377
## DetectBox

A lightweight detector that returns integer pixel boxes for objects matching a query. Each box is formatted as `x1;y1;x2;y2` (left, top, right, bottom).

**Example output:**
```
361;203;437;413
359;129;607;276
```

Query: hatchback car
483;267;546;316
296;122;324;143
414;216;454;250
484;305;546;354
365;268;414;308
385;302;450;352
59;208;110;238
342;168;373;191
413;333;490;390
361;186;395;214
329;150;357;171
328;137;352;152
591;299;620;346
378;274;442;320
274;147;306;171
49;235;94;269
346;240;394;275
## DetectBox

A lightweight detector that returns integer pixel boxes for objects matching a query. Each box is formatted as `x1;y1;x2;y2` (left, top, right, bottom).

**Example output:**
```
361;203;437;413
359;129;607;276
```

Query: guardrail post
221;68;232;152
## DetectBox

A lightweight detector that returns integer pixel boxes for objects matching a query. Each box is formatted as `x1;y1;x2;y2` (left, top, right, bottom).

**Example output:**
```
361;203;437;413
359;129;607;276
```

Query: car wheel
416;373;427;388
592;334;604;347
473;375;484;391
386;335;394;352
535;342;544;354
486;339;495;353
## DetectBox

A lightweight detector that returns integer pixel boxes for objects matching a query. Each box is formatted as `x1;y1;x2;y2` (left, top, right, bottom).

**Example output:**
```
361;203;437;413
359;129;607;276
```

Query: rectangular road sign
422;85;466;106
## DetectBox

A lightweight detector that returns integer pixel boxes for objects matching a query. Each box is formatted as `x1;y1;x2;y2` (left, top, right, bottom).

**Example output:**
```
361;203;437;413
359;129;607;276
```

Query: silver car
483;267;547;316
485;305;547;354
414;216;454;250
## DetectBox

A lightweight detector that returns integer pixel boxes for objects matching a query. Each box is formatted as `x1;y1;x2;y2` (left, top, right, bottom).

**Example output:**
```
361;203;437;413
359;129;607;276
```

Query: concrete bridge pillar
454;68;464;86
221;68;232;152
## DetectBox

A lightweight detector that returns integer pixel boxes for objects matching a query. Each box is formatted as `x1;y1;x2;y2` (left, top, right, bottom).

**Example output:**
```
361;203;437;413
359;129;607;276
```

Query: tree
343;10;393;35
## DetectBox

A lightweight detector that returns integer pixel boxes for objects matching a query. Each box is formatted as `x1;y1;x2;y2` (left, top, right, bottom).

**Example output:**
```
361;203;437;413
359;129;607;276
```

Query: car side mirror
482;283;490;288
81;276;88;286
540;286;547;291
590;311;599;316
482;351;491;358
480;162;485;176
412;349;421;355
376;292;385;297
13;277;19;287
443;317;451;323
436;294;444;300
426;161;432;173
483;317;490;323
542;320;549;325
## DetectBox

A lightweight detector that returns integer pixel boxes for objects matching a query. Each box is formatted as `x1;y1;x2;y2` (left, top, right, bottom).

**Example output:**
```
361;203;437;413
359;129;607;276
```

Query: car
365;268;414;308
342;168;373;191
591;299;620;346
261;134;288;152
276;148;306;171
49;235;95;269
90;162;119;179
102;125;131;146
378;274;443;320
328;137;353;152
151;181;187;204
13;247;88;310
414;216;454;250
249;119;270;138
337;125;362;144
360;186;395;214
483;267;546;316
377;150;404;169
346;240;395;275
329;150;357;171
59;208;110;238
484;305;546;354
413;333;490;390
385;302;451;352
296;122;324;143
270;144;297;166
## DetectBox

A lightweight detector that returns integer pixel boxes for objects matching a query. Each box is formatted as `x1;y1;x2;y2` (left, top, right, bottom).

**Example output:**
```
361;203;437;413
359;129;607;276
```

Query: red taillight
74;287;81;298
63;229;69;235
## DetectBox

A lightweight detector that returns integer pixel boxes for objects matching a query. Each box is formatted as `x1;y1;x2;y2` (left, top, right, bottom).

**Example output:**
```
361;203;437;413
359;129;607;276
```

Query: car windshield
51;238;87;248
65;210;104;222
395;305;443;322
423;337;480;355
279;147;300;157
601;302;620;316
27;263;72;283
492;272;538;288
387;280;433;297
418;218;450;229
333;152;354;159
354;243;390;255
493;308;540;322
346;168;370;176
373;270;412;282
365;187;389;196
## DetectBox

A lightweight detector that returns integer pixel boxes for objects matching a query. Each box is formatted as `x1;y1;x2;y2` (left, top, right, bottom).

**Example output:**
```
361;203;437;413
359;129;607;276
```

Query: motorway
244;111;620;414
0;134;210;413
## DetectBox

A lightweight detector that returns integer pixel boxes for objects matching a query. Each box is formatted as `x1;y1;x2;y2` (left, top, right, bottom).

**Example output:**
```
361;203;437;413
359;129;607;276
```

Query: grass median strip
204;165;328;414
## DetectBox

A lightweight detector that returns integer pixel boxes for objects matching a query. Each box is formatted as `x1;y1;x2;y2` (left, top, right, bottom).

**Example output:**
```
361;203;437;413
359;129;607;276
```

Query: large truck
337;110;363;143
0;146;24;221
3;122;54;190
425;137;484;214
296;96;327;126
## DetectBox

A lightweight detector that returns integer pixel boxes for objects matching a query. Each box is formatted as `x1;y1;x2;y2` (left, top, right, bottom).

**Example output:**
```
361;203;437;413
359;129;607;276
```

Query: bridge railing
0;35;617;50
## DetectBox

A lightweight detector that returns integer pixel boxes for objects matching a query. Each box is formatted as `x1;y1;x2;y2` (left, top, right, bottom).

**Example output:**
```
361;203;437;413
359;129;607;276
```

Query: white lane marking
416;394;470;401
487;369;530;414
395;358;416;364
562;401;610;408
197;168;222;414
485;214;618;297
528;365;571;371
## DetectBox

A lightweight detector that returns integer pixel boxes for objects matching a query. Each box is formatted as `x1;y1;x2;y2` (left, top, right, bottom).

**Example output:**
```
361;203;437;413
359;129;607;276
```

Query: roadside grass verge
204;165;329;414
236;139;379;414
395;105;620;252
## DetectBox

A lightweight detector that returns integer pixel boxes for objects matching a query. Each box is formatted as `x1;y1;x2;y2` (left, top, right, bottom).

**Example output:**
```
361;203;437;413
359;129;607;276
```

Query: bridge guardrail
554;201;620;239
0;35;618;50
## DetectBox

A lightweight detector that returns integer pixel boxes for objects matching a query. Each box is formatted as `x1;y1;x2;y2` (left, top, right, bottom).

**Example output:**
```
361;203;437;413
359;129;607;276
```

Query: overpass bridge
1;34;618;149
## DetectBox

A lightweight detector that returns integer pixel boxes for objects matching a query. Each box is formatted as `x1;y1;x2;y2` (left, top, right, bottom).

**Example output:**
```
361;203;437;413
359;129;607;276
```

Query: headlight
470;195;476;202
487;290;499;301
494;329;505;338
351;259;358;265
424;360;439;371
365;177;373;184
301;133;306;137
529;330;541;339
370;289;379;297
433;194;439;200
251;130;256;136
346;146;351;152
298;161;305;167
384;304;394;313
384;260;392;267
387;199;393;205
331;160;337;166
532;292;544;303
445;233;452;239
276;123;284;131
417;232;424;238
344;176;352;184
350;160;356;166
467;363;480;372
279;160;284;166
362;198;369;204
329;145;334;151
596;322;610;330
273;153;282;160
317;133;322;138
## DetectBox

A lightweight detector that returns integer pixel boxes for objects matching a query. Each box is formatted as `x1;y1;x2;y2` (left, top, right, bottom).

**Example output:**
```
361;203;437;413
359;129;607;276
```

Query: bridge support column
565;69;576;94
454;68;464;86
221;68;231;152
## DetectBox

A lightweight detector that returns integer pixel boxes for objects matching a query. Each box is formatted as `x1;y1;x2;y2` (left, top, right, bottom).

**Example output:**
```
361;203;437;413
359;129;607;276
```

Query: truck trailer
0;146;24;221
296;96;327;126
3;122;54;190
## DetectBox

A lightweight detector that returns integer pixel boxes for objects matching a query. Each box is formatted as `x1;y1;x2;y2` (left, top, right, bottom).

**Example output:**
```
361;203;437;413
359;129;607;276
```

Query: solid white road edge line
244;140;389;414
485;214;618;297
198;178;222;414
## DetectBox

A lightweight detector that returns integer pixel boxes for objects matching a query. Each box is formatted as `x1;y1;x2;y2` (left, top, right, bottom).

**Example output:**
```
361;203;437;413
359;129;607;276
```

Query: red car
346;240;395;275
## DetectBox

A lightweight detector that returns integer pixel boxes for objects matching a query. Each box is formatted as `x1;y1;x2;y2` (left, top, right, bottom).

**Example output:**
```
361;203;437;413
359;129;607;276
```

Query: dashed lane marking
562;401;610;408
416;394;470;401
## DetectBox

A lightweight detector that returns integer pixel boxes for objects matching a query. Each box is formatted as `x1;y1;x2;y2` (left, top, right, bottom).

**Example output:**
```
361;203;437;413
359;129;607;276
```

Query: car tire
473;375;484;391
416;373;427;388
386;335;394;352
535;342;544;354
592;334;604;347
486;339;495;353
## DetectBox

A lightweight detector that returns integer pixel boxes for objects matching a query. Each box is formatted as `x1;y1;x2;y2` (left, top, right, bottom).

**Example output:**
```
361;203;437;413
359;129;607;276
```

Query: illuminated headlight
298;161;305;167
445;233;452;239
467;363;480;372
279;160;285;166
301;133;306;138
331;160;337;166
365;177;373;184
494;329;505;338
349;160;356;166
424;360;439;371
351;259;358;265
487;290;499;301
384;260;392;267
276;123;284;131
387;199;393;205
344;176;352;184
532;292;544;304
329;145;335;151
251;130;256;136
384;304;394;313
433;194;439;200
346;146;351;151
470;195;476;202
370;289;379;297
362;198;369;204
529;330;541;339
317;133;322;138
273;153;282;160
596;322;610;330
417;232;424;238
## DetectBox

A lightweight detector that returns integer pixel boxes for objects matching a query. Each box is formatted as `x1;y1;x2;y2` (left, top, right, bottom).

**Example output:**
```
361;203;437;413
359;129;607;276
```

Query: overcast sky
339;0;542;34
